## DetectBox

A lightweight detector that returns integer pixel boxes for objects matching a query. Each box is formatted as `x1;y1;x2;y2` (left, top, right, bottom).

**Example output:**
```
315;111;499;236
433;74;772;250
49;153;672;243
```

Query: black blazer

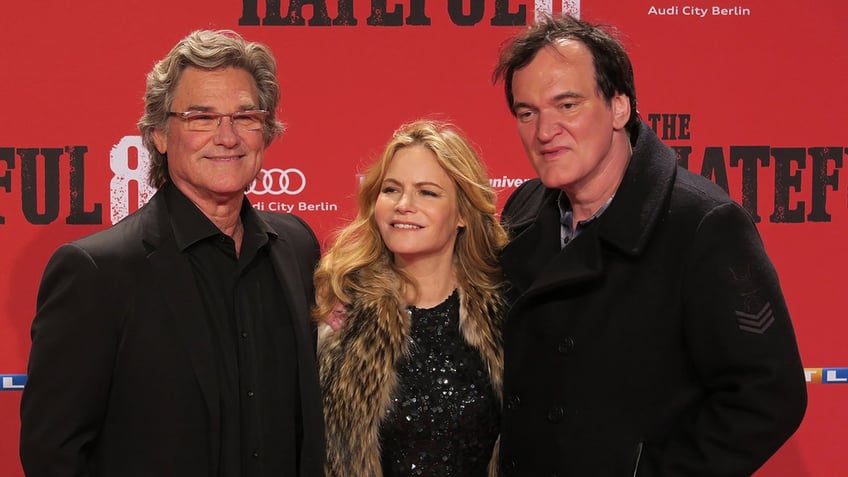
20;186;325;477
497;122;806;476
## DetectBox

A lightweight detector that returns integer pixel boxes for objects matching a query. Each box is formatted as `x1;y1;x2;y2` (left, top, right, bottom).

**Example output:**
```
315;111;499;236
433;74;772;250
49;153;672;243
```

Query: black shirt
164;184;300;477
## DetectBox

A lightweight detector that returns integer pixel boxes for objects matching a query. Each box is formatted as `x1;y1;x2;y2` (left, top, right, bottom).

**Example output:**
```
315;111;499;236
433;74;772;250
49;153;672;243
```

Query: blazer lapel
267;233;324;444
141;195;221;467
268;237;314;355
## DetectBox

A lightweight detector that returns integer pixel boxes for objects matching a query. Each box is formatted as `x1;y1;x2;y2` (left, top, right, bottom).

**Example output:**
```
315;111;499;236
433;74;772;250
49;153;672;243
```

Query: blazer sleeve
640;201;807;476
20;243;124;477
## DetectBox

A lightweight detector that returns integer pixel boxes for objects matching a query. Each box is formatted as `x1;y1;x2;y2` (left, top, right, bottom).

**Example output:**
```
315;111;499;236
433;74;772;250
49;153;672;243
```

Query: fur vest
318;288;504;477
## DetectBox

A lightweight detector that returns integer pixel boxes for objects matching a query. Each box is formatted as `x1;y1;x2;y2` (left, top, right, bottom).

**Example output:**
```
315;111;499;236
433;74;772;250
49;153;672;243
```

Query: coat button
547;406;564;423
506;395;521;411
557;337;575;355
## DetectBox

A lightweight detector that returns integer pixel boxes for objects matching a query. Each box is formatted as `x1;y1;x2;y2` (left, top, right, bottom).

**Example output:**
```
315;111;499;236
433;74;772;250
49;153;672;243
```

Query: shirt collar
162;182;274;252
557;190;615;247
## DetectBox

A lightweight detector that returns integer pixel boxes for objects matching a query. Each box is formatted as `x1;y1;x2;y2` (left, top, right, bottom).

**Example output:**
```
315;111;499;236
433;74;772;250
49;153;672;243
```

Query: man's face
153;66;266;205
511;40;630;195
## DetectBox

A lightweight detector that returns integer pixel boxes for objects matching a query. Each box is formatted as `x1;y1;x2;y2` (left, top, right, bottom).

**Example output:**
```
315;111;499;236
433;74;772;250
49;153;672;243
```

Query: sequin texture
379;290;500;476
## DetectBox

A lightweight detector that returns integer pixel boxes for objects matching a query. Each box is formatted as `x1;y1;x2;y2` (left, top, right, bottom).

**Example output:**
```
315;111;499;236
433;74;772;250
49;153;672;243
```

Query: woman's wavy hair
313;119;509;319
137;29;285;188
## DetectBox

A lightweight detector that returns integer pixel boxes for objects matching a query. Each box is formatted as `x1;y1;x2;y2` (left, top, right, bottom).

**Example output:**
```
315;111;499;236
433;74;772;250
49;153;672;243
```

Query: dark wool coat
497;122;807;477
20;184;325;477
318;288;504;477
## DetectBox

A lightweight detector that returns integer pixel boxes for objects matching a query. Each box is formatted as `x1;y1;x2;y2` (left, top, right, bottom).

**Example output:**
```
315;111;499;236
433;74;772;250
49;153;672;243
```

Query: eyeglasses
167;110;269;132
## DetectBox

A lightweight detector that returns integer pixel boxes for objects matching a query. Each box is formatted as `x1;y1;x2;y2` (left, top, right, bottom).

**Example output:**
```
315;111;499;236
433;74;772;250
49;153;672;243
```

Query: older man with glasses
20;29;325;477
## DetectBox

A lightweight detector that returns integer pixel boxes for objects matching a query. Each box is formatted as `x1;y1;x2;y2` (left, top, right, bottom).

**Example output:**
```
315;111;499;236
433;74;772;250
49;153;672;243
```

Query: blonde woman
314;120;507;476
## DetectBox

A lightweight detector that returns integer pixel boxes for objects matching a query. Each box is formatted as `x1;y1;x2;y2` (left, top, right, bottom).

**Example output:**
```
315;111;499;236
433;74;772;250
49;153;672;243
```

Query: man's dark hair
493;14;641;139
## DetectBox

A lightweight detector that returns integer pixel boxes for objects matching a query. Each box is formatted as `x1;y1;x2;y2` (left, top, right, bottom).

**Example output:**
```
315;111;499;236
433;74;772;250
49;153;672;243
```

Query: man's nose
537;111;562;142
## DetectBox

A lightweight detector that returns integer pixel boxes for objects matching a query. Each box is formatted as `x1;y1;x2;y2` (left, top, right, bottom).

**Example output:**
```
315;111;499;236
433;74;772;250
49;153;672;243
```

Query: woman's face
374;145;465;268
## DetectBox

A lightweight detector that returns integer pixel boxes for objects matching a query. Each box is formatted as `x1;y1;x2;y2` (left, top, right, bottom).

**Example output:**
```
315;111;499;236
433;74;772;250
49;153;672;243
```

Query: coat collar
597;122;677;257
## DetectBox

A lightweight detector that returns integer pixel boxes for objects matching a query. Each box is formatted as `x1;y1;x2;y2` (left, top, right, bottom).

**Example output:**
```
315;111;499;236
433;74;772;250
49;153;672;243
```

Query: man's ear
611;93;631;130
152;128;168;154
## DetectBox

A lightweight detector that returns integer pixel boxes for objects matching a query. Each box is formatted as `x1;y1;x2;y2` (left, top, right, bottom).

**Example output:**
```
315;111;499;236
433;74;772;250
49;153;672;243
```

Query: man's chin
538;173;570;191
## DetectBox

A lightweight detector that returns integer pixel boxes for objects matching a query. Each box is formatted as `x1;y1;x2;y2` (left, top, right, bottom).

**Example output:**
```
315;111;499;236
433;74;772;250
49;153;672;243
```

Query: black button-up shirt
164;184;300;477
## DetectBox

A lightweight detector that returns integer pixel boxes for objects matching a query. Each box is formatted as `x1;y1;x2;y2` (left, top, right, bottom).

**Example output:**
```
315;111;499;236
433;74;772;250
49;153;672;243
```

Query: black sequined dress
379;290;500;477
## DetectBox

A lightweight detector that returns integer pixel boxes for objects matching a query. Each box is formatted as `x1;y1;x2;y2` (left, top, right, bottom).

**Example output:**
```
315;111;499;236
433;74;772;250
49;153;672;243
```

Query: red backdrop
1;1;845;475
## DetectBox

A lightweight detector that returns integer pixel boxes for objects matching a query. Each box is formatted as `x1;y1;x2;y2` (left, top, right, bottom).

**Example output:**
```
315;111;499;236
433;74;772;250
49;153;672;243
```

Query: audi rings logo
248;168;306;195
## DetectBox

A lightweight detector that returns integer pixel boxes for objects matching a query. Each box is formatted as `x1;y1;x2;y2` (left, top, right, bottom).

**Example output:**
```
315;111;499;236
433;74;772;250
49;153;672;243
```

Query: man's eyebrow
180;104;259;112
512;91;584;112
553;91;583;101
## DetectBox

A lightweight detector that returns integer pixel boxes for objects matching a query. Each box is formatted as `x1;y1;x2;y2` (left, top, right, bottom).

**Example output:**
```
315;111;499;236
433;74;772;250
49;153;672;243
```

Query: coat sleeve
20;244;123;477
640;201;807;476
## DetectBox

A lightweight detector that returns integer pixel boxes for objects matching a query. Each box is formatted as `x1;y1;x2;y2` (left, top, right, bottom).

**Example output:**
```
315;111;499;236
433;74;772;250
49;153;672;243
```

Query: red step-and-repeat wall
1;1;845;475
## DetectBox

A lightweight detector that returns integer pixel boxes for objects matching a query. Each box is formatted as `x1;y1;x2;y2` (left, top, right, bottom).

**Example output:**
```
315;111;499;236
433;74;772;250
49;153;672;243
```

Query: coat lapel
527;228;604;296
502;193;604;300
500;192;561;296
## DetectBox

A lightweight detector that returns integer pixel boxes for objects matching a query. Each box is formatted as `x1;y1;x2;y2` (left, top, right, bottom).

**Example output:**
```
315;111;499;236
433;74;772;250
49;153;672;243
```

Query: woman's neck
408;277;456;309
399;257;457;309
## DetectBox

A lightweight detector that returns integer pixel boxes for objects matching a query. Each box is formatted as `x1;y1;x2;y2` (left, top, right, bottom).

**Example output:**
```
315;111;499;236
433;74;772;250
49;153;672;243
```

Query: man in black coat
493;15;806;476
20;30;325;477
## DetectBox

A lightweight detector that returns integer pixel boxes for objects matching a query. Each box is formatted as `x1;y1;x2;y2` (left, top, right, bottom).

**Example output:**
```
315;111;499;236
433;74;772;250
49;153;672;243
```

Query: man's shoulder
255;211;319;251
500;178;556;236
502;178;548;222
71;203;149;253
41;204;153;278
671;166;737;211
256;210;313;234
